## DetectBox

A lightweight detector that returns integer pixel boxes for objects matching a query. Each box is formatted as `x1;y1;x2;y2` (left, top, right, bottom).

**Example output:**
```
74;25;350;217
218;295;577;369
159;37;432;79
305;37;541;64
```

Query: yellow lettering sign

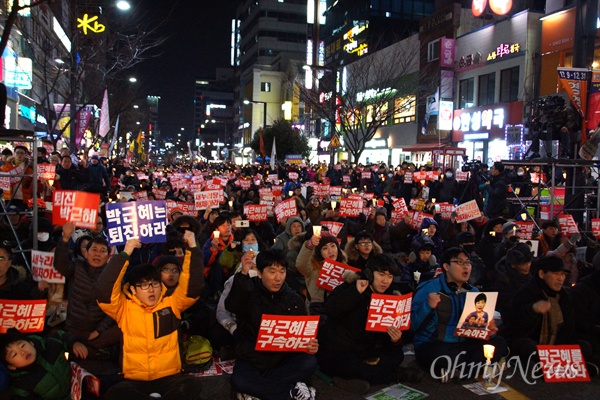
77;14;106;35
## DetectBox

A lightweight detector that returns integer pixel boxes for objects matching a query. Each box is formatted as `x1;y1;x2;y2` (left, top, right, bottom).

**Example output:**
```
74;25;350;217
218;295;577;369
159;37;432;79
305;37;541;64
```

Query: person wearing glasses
411;247;508;382
97;231;205;400
345;231;382;271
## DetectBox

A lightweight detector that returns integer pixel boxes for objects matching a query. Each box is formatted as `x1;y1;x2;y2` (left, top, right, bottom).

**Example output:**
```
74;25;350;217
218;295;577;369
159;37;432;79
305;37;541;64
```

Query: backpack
182;335;213;372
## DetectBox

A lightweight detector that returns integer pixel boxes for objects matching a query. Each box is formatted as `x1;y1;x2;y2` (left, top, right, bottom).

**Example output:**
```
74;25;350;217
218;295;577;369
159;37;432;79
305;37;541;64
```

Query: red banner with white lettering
132;191;148;201
320;221;344;237
52;191;100;229
274;198;298;224
152;188;167;200
339;198;363;217
255;314;320;352
0;299;47;333
70;362;101;400
557;67;589;117
592;219;600;238
37;163;56;180
438;202;454;220
516;221;535;240
365;293;412;332
316;259;360;291
557;213;579;237
537;344;590;382
244;204;269;222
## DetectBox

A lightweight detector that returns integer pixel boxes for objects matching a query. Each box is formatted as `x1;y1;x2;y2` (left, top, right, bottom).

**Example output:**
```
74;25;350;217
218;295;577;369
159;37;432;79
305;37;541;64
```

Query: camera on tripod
461;156;482;173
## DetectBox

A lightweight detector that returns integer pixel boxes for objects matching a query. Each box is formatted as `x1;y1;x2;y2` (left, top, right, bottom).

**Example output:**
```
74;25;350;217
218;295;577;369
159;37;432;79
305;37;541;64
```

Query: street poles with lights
69;0;131;154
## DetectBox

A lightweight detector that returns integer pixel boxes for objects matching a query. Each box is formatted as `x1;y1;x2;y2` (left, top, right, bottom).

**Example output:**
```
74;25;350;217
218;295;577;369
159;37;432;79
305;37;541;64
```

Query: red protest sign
31;250;64;284
339;198;363;217
361;171;372;179
320;221;344;237
316;259;360;291
0;299;47;333
37;163;56;180
592;218;600;238
255;314;320;352
288;172;298;180
365;293;412;332
236;178;252;190
275;198;298;223
410;211;433;231
454;200;482;223
329;186;342;197
390;209;405;225
455;171;469;181
558;213;579;237
426;171;440;181
438;202;454;220
152;188;167;200
244;204;268;222
537;345;590;382
413;171;427;182
132;191;148;201
516;221;535;240
392;198;408;214
343;175;351;184
194;190;223;210
53;190;99;229
313;184;330;199
166;200;197;217
70;362;101;400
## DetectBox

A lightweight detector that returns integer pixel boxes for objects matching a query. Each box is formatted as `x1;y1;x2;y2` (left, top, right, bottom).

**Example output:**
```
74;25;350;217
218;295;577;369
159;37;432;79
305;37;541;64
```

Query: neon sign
342;22;369;56
453;106;505;133
77;14;106;35
487;43;520;61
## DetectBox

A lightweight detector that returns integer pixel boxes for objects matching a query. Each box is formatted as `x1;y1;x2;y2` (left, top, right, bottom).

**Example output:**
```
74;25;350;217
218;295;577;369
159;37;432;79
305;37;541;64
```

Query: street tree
298;34;420;163
250;119;311;161
0;1;167;153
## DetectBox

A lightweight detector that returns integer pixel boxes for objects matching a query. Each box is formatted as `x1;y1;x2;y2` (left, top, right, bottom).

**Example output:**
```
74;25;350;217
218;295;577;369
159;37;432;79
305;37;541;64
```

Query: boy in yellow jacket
97;231;205;400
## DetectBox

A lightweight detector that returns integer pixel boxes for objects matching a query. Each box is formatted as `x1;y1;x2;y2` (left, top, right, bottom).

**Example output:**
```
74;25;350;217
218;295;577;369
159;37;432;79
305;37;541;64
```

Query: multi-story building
232;0;307;163
194;68;235;161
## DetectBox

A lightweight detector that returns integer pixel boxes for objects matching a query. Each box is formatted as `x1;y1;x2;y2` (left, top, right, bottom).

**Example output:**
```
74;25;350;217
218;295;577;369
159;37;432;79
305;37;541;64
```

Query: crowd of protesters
0;146;600;399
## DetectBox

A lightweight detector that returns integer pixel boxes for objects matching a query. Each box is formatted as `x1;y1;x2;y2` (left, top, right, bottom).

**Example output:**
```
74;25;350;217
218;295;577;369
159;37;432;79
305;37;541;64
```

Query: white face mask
37;232;50;242
517;172;524;176
445;173;453;178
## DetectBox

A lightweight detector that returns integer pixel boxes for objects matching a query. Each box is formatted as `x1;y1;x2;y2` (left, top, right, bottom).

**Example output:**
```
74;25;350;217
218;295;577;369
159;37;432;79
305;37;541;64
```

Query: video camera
461;156;483;173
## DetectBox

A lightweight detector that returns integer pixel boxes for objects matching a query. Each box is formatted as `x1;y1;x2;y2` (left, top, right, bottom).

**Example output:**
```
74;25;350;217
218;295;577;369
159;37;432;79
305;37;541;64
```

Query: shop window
500;66;519;103
261;82;271;92
427;39;440;62
459;78;474;109
478;72;495;106
393;95;416;124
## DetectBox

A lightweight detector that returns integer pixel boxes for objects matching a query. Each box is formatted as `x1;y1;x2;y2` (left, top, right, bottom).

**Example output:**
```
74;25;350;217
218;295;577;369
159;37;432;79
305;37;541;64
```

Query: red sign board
255;314;320;352
557;213;579;237
365;293;412;332
0;299;47;333
244;204;269;222
537;345;590;382
274;198;298;223
53;190;100;229
316;259;360;291
339;198;363;217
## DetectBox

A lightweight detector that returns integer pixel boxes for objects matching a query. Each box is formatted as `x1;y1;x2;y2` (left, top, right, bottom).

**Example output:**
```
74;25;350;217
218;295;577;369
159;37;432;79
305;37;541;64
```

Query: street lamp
69;0;132;153
243;99;267;131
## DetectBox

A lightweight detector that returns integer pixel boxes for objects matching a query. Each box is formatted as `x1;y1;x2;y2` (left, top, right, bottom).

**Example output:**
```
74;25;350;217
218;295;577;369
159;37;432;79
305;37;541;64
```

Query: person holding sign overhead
318;253;422;394
225;249;319;400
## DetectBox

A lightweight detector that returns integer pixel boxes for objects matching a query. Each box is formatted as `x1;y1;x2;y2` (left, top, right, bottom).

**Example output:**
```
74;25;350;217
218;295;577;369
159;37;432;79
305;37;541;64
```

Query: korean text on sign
316;259;360;291
31;250;64;284
275;198;298;223
591;218;600;238
339;198;363;217
537;345;590;382
454;200;482;223
0;299;47;333
558;213;579;237
320;221;343;237
244;204;269;222
53;190;100;229
365;293;412;332
194;190;223;210
106;200;168;246
255;314;320;352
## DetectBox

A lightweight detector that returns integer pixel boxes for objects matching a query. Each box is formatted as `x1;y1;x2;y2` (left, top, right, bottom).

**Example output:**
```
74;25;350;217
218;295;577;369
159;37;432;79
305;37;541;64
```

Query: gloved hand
569;232;581;245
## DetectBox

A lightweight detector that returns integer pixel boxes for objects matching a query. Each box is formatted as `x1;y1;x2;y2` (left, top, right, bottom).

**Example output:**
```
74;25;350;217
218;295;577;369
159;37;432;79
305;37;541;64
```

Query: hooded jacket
272;216;304;253
418;218;443;259
344;237;383;271
96;248;203;381
401;235;439;289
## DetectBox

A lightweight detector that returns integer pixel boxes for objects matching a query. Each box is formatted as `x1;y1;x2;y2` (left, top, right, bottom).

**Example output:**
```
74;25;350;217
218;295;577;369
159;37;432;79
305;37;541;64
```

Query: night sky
132;0;238;138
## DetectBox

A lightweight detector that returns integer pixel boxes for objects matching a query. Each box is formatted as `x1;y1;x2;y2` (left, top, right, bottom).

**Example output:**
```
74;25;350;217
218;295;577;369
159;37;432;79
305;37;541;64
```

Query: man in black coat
225;249;318;400
482;161;509;218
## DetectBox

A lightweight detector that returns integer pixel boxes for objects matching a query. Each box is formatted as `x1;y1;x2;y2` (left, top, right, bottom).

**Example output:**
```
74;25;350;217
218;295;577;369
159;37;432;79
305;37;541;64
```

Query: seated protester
0;329;88;400
306;196;325;225
476;217;506;275
319;254;422;394
218;228;266;274
151;237;186;265
0;244;36;300
316;203;366;249
411;247;508;381
198;207;219;245
570;256;600;364
419;218;443;260
249;220;276;247
455;232;486;288
96;231;205;400
389;213;416;255
202;215;234;299
296;232;347;315
54;222;121;360
364;208;392;253
272;216;304;254
491;221;521;262
344;231;382;271
401;235;439;291
546;232;581;286
504;256;594;368
20;217;57;268
225;249;319;400
488;243;534;322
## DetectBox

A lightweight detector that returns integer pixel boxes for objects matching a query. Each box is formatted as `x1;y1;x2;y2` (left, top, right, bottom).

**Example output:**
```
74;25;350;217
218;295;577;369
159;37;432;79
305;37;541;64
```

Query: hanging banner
557;67;589;117
587;70;600;134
